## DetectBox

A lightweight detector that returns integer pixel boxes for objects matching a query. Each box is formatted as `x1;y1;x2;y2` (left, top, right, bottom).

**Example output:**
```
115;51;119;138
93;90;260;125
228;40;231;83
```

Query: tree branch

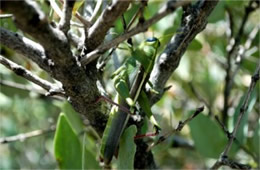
211;62;260;169
214;115;258;163
59;0;75;33
0;14;13;19
0;126;56;144
149;0;219;104
232;24;260;81
147;106;204;151
85;0;132;51
223;0;259;125
81;0;192;65
189;82;212;115
0;80;64;100
0;28;51;73
223;24;260;107
1;0;74;68
89;0;103;24
1;0;108;136
211;157;251;170
0;55;63;95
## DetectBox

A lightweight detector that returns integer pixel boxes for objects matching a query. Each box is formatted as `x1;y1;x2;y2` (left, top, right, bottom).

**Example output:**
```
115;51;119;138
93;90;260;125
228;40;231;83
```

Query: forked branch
0;55;64;96
211;63;260;169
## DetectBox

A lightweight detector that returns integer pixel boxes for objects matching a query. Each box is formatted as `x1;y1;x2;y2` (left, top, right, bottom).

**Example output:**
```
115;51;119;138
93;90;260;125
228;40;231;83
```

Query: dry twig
147;106;204;151
0;126;56;144
211;63;260;169
0;55;64;96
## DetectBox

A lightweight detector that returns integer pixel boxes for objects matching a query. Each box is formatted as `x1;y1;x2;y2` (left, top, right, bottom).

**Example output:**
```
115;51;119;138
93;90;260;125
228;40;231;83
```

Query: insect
100;37;161;165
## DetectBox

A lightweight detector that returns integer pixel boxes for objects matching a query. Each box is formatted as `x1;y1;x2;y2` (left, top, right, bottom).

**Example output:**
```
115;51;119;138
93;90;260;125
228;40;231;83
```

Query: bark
149;0;219;104
1;0;107;135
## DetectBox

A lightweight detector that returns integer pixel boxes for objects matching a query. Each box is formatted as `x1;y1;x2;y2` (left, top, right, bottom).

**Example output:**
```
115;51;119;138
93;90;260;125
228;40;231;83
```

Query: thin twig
224;63;260;156
85;0;133;51
0;80;64;100
0;55;64;95
225;24;260;102
97;1;146;71
189;82;212;115
211;63;260;169
81;0;191;65
75;12;92;28
223;0;259;125
211;157;251;170
147;106;204;151
95;95;132;115
59;0;75;33
0;28;51;73
49;0;63;17
233;24;260;75
0;126;56;144
0;14;13;19
225;7;234;39
126;0;148;31
214;115;230;138
89;0;102;23
0;79;43;93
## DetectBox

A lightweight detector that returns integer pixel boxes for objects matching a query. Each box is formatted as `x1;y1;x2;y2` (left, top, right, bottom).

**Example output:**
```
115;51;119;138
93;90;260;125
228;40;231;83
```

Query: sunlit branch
0;28;51;73
59;0;75;33
0;55;64;96
0;80;65;100
149;0;219;105
81;0;191;65
85;0;133;51
89;0;103;23
0;126;56;144
0;14;13;19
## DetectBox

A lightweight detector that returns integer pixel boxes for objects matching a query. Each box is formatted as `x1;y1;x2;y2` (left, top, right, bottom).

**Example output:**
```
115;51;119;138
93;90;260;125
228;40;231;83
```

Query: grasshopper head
145;37;161;49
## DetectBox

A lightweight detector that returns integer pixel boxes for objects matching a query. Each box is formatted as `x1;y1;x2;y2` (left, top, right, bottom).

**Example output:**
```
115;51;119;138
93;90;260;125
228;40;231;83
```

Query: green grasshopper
100;37;161;165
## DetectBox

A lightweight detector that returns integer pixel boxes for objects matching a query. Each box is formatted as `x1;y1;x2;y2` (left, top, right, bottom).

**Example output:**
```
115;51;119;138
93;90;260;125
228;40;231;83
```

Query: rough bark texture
149;0;219;104
1;0;107;135
86;0;132;51
0;28;50;73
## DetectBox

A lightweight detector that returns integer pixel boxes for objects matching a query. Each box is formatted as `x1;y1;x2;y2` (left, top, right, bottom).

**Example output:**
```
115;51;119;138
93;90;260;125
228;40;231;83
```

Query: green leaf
189;114;226;158
252;120;259;157
208;1;225;23
117;125;137;169
187;39;203;51
61;102;84;135
54;113;82;169
225;0;249;8
72;0;85;15
54;113;100;169
82;133;101;169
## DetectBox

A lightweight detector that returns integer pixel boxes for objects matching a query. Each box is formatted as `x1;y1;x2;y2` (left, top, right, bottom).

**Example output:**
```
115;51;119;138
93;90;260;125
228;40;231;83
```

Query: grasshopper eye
146;37;160;47
146;37;158;42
